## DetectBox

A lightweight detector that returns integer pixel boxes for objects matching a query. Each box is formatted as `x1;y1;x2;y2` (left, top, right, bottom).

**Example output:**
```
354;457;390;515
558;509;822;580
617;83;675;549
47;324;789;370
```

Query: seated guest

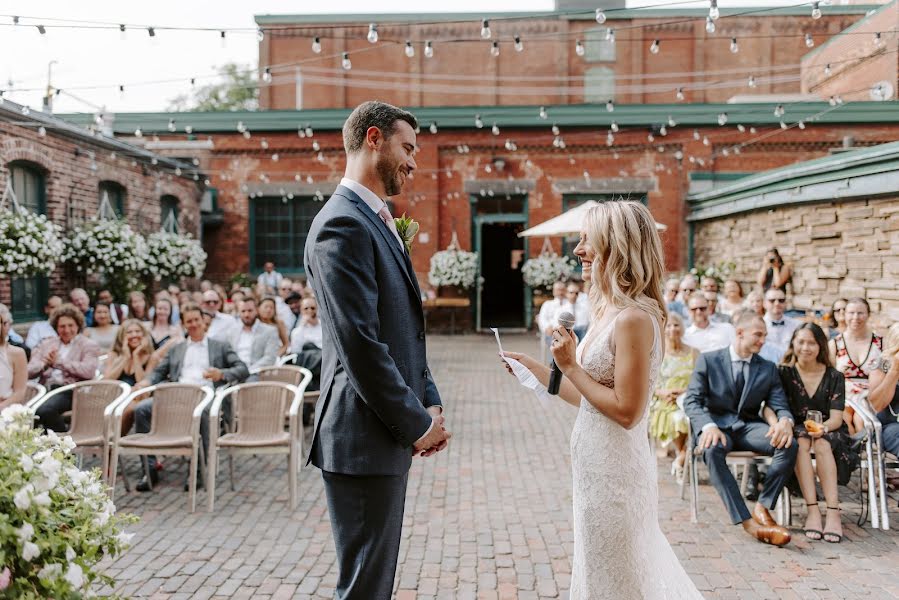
762;288;799;359
257;261;283;296
150;290;180;325
0;304;28;410
684;311;798;546
104;320;163;435
824;298;848;340
289;297;323;356
258;297;290;356
683;293;736;353
649;313;697;482
276;282;298;330
744;290;765;317
719;279;744;317
127;291;151;323
677;274;698;304
705;292;732;325
149;297;182;351
97;288;127;325
227;298;280;372
664;277;688;321
700;276;723;303
70;288;94;327
561;281;590;340
202;290;238;341
829;297;882;436
25;295;62;349
536;281;567;346
132;303;248;491
764;323;848;543
28;303;100;432
84;301;120;353
868;322;899;477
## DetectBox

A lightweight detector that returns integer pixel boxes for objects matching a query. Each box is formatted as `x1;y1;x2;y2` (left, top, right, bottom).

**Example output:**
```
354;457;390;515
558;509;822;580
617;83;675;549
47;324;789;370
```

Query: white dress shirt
561;299;590;329
340;177;404;251
207;312;238;342
257;270;283;294
180;336;212;387
235;326;256;367
47;340;74;387
276;297;297;331
683;321;736;354
536;298;564;333
290;321;323;353
763;314;799;357
25;320;57;349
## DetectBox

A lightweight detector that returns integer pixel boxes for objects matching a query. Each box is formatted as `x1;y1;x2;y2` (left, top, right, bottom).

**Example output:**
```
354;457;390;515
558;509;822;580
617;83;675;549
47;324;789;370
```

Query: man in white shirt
562;281;590;340
290;297;324;353
257;261;284;296
25;295;62;349
202;290;238;341
706;292;732;325
683;292;736;353
763;288;799;359
276;281;298;330
536;281;567;342
228;298;280;372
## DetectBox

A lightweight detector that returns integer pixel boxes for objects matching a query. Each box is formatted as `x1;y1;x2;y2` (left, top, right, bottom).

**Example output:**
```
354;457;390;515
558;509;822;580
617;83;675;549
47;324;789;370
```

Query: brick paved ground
100;334;899;599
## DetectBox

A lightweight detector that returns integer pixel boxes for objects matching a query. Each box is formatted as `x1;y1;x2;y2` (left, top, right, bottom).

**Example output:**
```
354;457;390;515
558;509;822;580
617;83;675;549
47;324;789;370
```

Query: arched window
161;195;179;232
7;161;49;320
99;181;126;218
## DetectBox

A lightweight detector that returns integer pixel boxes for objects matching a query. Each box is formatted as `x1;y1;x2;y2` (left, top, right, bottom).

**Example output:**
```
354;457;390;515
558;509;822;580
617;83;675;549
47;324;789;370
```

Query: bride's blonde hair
583;201;667;327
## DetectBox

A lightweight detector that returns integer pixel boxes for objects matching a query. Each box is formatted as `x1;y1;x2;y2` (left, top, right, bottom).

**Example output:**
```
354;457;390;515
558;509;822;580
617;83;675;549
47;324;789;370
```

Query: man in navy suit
304;101;452;599
684;310;798;546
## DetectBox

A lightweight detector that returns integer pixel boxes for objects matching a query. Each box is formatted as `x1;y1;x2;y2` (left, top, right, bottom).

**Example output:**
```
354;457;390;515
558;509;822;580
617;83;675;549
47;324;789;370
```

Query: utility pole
43;60;57;113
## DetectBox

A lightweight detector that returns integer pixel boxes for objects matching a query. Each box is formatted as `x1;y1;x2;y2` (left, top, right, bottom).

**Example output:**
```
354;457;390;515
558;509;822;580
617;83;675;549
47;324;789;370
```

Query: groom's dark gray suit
304;184;442;599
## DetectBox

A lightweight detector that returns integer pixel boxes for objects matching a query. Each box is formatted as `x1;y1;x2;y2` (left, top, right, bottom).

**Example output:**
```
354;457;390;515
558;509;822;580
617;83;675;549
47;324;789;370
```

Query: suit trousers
322;470;409;600
702;421;799;524
35;390;73;433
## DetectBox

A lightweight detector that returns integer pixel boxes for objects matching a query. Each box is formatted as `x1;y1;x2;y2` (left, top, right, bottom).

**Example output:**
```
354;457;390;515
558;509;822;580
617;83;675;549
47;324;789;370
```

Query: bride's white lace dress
570;313;704;599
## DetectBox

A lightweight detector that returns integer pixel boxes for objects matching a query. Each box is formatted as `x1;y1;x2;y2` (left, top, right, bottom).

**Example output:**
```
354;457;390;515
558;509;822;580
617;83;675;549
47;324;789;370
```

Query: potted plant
144;230;207;283
428;237;479;297
63;218;148;300
0;208;64;278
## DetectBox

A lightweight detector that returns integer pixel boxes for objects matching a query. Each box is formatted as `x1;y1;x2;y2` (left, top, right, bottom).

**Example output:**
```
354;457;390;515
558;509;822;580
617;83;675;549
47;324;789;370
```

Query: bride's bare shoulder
614;307;655;332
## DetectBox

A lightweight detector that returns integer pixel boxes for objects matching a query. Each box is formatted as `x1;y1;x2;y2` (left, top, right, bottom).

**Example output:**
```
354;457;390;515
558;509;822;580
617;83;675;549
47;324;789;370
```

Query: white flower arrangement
428;248;479;290
0;209;64;277
64;218;148;295
0;404;135;598
144;230;207;281
522;253;577;291
689;261;736;285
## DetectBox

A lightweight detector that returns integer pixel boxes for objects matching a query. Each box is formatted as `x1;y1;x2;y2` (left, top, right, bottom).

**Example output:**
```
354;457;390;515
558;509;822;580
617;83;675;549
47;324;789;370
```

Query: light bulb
262;67;272;83
606;28;615;44
829;95;837;106
257;28;265;42
668;115;677;127
481;19;491;40
705;17;716;34
312;37;322;54
168;119;176;132
659;125;667;136
147;26;156;38
702;136;710;146
717;112;728;126
647;133;655;143
748;76;756;88
676;88;685;101
492;123;500;135
551;123;560;135
824;63;831;76
429;122;438;134
185;126;193;135
306;126;314;137
873;32;882;46
37;25;46;35
595;9;607;24
737;124;745;132
119;24;126;39
610;121;619;132
491;41;500;57
798;121;805;129
750;126;757;133
341;52;352;70
367;24;378;44
811;2;821;20
805;33;814;48
425;41;434;58
38;125;46;137
606;132;615;146
514;35;523;52
606;99;614;112
220;30;227;47
575;40;585;57
475;114;484;128
693;129;701;140
135;127;143;138
539;106;548;120
709;0;719;20
405;41;415;58
730;38;738;53
774;104;784;117
780;121;788;129
650;39;660;54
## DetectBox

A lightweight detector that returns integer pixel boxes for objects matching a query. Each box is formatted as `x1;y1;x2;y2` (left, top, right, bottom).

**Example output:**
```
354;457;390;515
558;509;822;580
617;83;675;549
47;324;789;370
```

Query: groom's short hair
343;101;418;154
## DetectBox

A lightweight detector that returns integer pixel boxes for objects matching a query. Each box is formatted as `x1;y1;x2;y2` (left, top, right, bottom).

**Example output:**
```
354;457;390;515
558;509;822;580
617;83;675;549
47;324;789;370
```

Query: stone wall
692;195;899;327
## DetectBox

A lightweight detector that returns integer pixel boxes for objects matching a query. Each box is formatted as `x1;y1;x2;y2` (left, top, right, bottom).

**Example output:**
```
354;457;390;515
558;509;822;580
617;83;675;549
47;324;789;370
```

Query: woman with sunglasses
829;298;882;436
824;298;848;340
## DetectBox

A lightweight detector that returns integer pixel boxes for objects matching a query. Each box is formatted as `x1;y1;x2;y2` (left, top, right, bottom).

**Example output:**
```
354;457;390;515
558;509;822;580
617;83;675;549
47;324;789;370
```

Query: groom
304;100;452;599
684;310;798;546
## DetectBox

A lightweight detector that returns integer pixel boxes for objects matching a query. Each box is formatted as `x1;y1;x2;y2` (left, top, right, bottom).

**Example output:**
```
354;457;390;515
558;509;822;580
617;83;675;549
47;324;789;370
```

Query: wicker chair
207;376;311;512
28;380;131;484
23;382;46;405
255;365;318;411
276;353;298;367
95;354;109;380
109;383;214;512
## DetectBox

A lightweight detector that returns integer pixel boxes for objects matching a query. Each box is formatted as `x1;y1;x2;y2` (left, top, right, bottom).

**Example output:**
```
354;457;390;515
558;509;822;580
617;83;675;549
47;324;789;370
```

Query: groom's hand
414;414;452;457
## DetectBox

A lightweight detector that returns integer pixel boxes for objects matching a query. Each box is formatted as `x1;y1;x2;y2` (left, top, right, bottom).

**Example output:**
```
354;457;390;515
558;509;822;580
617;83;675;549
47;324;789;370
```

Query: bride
503;201;703;599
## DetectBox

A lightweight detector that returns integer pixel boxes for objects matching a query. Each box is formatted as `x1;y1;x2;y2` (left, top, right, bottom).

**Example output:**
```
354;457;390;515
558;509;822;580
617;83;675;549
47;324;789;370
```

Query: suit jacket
683;348;792;433
224;320;280;371
27;334;100;386
304;184;441;476
147;337;248;389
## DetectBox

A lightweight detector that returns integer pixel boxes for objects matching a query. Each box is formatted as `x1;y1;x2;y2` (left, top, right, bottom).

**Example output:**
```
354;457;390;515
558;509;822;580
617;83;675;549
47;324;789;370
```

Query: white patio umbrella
518;200;667;238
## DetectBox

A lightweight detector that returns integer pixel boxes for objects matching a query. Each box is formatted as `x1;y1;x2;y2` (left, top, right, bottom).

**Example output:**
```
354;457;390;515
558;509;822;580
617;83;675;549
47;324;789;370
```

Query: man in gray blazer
684;310;798;546
133;303;249;491
304;101;452;599
225;297;280;373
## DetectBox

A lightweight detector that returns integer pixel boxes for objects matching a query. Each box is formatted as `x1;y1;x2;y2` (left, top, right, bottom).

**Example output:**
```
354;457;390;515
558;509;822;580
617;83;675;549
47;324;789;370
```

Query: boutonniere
394;213;419;254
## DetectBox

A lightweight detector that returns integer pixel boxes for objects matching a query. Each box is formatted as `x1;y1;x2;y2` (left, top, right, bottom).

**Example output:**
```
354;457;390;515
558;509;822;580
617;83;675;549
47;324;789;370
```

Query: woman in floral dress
828;298;882;435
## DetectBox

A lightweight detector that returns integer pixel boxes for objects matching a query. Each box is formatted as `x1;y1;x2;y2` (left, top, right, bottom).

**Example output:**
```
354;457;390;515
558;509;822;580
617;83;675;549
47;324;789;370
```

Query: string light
667;115;677;127
705;17;716;34
798;120;806;129
824;63;831;76
481;19;491;40
606;131;615;146
341;52;351;70
709;0;720;21
491;41;500;57
37;24;46;35
405;41;415;58
647;133;655;142
595;9;607;24
514;35;523;52
606;99;614;112
491;123;500;135
425;41;434;58
220;30;226;47
659;125;668;136
650;39;660;55
730;38;738;53
748;75;756;88
367;24;378;44
429;122;438;134
676;88;685;101
811;2;822;20
539;106;548;120
717;112;728;126
119;23;126;39
780;121;788;129
474;114;483;128
693;129;701;140
610;121;619;133
256;28;264;42
873;32;882;46
606;28;615;45
575;40;585;57
312;37;322;54
737;124;745;132
805;33;814;48
551;123;560;135
774;104;785;117
167;118;176;132
147;26;155;38
262;67;272;83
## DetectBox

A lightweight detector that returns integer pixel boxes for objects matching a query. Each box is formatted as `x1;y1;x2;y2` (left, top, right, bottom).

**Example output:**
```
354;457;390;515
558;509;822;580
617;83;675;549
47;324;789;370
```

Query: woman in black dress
767;322;848;543
104;319;161;435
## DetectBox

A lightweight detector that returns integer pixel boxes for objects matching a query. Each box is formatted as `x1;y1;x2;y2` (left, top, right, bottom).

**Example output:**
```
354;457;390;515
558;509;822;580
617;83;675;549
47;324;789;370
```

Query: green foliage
167;63;259;112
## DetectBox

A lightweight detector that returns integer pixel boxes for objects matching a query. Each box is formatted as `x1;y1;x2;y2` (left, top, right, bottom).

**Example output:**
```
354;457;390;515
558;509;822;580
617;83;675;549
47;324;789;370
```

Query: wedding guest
149;297;183;352
683;293;736;353
829;298;882;436
84;301;120;353
0;304;28;410
257;261;283;296
225;298;279;372
649;313;697;482
202;290;238;341
103;320;162;435
96;288;127;325
290;296;324;415
700;277;722;303
151;290;180;325
720;279;744;316
705;292;732;325
70;288;94;327
768;323;848;543
25;295;62;349
536;281;567;342
757;248;793;294
825;298;848;340
28;304;100;432
127;291;151;323
276;280;298;329
200;280;213;292
763;288;800;359
664;277;688;320
292;279;307;295
258;297;290;356
677;275;698;304
868;323;899;476
562;281;590;340
745;290;765;317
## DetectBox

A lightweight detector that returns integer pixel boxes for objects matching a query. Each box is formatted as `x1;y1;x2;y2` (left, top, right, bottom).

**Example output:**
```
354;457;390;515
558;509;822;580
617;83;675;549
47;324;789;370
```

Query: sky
0;0;810;114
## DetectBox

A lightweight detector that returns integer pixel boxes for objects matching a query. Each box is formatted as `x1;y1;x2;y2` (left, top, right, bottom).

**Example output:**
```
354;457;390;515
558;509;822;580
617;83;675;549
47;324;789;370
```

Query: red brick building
0;101;203;321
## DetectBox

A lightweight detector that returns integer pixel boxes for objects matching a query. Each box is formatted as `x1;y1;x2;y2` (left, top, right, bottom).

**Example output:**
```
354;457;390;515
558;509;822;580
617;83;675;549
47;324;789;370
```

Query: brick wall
692;195;899;328
0;119;202;311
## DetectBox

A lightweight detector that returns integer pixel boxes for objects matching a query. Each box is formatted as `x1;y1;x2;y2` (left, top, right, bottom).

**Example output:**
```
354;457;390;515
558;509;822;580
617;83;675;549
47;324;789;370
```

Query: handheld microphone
547;311;576;395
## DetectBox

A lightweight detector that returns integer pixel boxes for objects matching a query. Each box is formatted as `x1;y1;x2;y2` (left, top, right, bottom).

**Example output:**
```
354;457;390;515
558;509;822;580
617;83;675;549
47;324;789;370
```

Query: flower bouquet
0;209;64;277
144;230;207;281
64;218;148;297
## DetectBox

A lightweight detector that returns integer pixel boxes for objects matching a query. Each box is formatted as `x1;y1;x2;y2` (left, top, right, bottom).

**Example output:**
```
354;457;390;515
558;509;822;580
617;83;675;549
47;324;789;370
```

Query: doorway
479;221;526;328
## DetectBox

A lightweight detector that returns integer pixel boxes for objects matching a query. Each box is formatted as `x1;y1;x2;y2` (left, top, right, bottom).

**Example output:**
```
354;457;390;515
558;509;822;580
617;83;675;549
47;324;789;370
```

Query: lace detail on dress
569;312;703;600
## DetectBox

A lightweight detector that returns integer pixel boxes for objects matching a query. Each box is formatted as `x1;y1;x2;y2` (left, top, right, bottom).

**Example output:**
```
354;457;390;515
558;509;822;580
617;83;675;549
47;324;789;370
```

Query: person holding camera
757;248;793;294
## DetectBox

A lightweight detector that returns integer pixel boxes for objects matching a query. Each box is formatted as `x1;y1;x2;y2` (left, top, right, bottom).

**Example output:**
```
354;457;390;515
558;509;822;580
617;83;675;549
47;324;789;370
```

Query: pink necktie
377;205;404;250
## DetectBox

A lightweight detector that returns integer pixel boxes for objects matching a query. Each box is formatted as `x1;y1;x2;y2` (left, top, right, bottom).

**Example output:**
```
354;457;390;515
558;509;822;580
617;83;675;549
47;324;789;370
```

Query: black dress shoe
183;476;204;492
136;469;159;492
